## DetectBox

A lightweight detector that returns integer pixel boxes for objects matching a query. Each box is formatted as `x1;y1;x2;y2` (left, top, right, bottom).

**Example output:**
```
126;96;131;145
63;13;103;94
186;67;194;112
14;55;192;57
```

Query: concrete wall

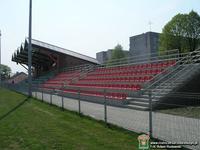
96;32;160;64
96;51;107;64
129;32;160;57
96;49;129;64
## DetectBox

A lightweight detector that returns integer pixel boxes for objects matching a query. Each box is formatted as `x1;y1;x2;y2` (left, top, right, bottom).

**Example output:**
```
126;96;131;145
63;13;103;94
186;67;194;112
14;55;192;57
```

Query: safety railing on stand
140;49;200;100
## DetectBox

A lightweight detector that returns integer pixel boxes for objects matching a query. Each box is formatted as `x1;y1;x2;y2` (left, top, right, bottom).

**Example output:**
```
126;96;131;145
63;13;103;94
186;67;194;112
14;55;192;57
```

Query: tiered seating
42;70;80;89
61;89;127;100
78;76;153;83
93;60;175;74
68;83;141;91
41;60;176;101
68;60;176;92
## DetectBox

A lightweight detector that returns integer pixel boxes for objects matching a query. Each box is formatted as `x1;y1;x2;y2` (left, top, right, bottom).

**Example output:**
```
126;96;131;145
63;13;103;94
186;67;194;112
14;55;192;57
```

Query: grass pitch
0;88;139;150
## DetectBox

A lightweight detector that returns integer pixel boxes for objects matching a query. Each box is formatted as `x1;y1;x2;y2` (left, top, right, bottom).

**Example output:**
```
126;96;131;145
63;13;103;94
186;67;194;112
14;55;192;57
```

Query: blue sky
0;0;200;73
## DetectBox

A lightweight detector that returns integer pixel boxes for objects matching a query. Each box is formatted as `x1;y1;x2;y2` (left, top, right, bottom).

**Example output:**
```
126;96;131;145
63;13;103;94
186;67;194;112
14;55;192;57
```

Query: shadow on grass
0;97;29;122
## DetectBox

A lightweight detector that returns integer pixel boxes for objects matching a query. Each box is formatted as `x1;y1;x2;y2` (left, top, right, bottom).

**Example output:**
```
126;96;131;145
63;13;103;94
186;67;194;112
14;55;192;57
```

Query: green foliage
111;44;125;60
106;44;126;66
0;64;11;80
159;10;200;53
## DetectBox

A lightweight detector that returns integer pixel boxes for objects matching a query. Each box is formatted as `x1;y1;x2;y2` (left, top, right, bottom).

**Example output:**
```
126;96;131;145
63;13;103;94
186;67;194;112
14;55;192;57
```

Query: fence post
61;92;64;110
149;90;153;138
42;90;44;102
50;92;52;105
104;89;107;125
78;88;81;115
35;90;37;98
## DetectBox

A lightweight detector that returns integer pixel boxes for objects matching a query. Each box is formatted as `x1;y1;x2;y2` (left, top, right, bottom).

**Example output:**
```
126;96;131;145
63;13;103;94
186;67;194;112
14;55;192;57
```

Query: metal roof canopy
12;38;100;68
30;39;99;64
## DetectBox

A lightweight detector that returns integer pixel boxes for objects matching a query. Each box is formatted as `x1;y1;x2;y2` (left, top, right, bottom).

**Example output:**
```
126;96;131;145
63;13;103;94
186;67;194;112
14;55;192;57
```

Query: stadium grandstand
12;39;200;110
12;39;100;77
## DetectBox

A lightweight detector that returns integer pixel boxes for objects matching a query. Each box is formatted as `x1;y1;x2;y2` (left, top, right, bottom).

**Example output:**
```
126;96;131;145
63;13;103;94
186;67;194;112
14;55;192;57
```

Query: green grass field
0;88;139;150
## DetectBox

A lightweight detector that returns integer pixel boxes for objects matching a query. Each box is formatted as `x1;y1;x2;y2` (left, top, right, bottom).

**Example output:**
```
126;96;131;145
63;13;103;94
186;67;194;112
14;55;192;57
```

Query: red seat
130;85;136;90
135;84;141;90
125;84;130;89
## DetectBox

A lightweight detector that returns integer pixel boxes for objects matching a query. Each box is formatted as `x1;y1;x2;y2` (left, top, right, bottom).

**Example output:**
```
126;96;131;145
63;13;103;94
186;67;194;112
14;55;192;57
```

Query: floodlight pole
28;0;32;97
0;30;1;85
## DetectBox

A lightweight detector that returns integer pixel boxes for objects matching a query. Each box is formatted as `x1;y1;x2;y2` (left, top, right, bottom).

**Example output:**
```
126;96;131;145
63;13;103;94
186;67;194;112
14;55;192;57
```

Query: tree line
159;10;200;53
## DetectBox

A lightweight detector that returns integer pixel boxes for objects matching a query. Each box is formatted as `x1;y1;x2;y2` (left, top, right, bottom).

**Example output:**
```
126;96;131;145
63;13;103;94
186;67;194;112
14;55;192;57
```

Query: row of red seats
43;83;63;85
95;60;176;73
41;86;56;90
56;71;80;77
46;80;65;83
69;83;141;91
41;87;127;100
46;77;70;82
88;69;163;76
79;76;153;82
58;71;80;75
57;73;79;77
46;72;80;83
62;89;77;94
57;74;79;78
42;83;63;88
61;89;127;100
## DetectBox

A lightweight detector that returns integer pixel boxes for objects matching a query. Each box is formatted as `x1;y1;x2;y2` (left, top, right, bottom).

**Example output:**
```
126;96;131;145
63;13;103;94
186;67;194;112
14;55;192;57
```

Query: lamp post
0;30;1;85
28;0;32;97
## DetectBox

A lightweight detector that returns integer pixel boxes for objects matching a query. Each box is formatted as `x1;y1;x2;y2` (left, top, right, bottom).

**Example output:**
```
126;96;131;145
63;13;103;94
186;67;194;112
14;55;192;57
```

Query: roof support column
0;30;2;85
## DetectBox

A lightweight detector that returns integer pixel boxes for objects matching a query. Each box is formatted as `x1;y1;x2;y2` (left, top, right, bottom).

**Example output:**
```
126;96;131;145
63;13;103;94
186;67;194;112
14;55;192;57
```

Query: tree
186;11;200;51
111;44;126;60
106;44;126;65
0;64;11;80
159;10;200;54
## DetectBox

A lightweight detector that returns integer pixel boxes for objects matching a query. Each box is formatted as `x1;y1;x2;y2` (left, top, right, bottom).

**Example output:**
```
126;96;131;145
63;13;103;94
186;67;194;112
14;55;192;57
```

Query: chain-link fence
1;83;200;150
152;92;200;150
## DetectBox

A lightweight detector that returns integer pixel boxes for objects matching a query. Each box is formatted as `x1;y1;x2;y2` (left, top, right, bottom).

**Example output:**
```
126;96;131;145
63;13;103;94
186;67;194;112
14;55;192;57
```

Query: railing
143;49;200;100
100;49;179;68
140;49;200;94
151;51;200;99
32;71;56;86
70;64;96;84
60;63;95;73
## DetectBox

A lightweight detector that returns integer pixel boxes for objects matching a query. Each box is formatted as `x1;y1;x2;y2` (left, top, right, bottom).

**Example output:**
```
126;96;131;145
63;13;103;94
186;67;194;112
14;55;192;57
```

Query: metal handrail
151;64;192;94
151;63;199;100
157;52;200;88
99;52;179;69
60;64;97;91
147;50;200;100
60;63;94;73
33;64;94;88
141;49;200;94
102;49;179;64
70;64;96;84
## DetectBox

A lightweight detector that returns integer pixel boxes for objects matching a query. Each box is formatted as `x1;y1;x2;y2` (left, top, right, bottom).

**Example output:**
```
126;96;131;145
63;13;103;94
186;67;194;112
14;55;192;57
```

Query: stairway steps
142;94;162;99
129;97;159;102
126;62;200;110
126;104;148;110
129;101;149;107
